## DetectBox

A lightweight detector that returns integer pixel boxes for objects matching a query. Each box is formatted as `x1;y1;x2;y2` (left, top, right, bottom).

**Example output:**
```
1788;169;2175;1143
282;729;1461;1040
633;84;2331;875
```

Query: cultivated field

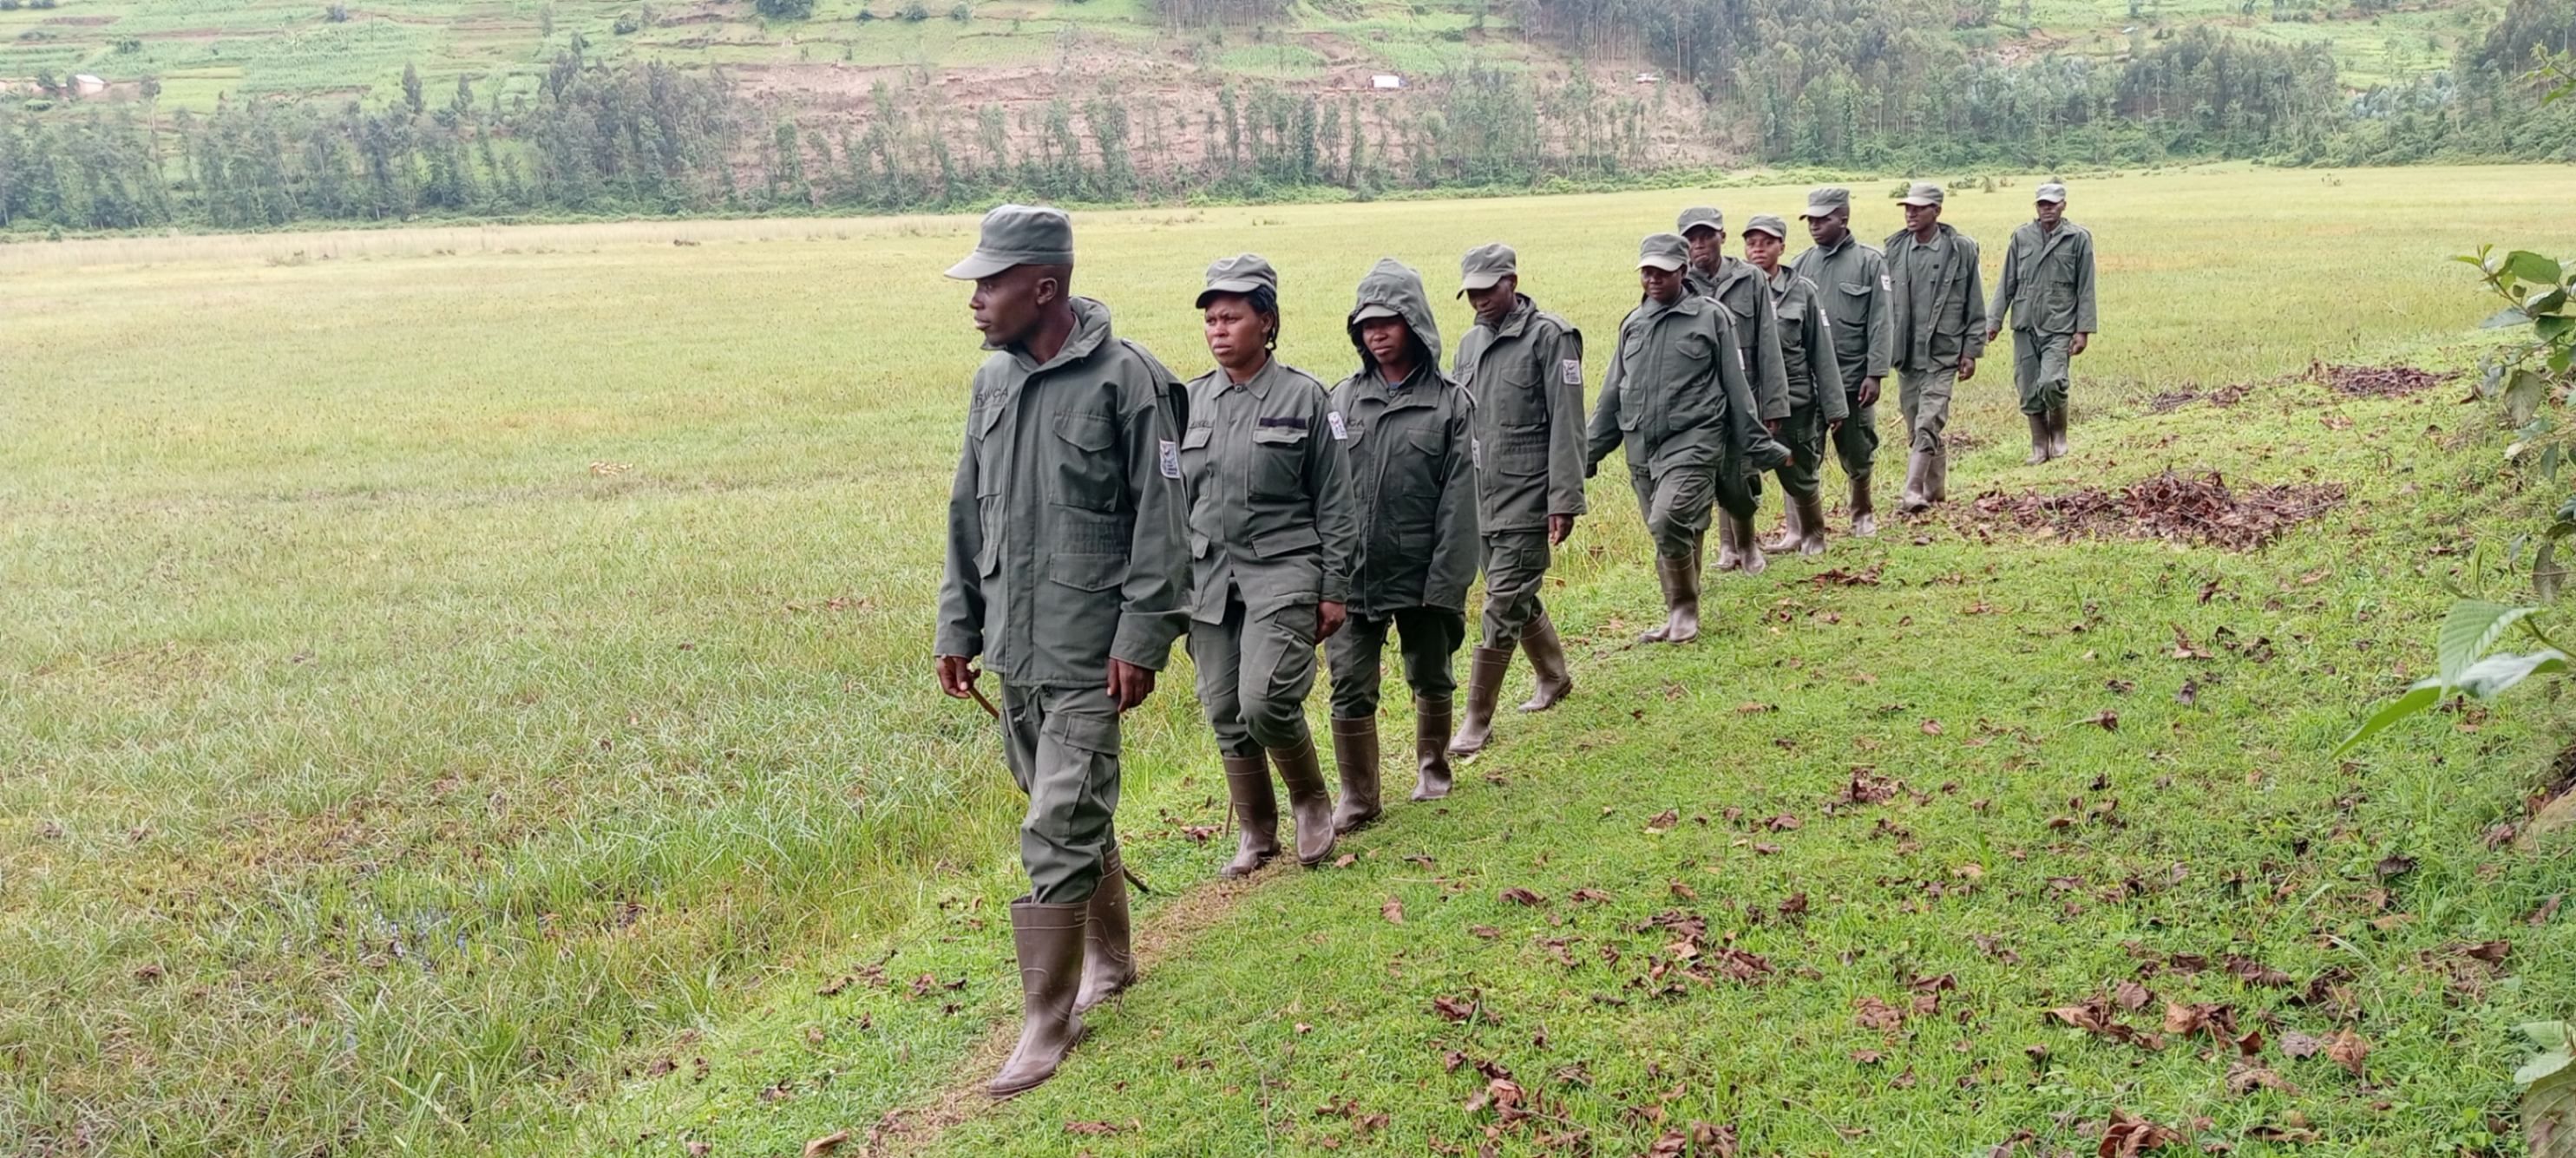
4;163;2575;1156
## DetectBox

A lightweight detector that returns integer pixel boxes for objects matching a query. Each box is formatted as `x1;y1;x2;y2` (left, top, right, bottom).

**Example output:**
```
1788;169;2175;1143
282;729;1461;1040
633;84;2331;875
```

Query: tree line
1;0;2572;232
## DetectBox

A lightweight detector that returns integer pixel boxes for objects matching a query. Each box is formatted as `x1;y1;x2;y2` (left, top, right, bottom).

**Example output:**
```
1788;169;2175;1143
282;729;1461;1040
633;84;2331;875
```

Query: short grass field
5;163;2576;1156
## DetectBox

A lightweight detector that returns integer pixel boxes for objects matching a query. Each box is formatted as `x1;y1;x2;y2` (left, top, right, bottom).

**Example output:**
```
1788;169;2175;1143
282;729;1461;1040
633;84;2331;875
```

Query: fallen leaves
1965;470;2344;552
2095;1109;2181;1156
2326;1028;2371;1079
1498;887;1548;906
1381;897;1405;925
801;1129;850;1157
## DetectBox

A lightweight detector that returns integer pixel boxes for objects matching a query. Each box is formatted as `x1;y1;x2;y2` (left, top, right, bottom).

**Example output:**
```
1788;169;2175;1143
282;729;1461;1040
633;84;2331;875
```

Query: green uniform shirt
1687;256;1791;422
1991;219;2099;336
1584;293;1752;476
1788;233;1894;390
1178;357;1359;621
1453;295;1588;533
1766;266;1849;421
937;297;1193;686
1883;223;1988;372
1328;362;1478;615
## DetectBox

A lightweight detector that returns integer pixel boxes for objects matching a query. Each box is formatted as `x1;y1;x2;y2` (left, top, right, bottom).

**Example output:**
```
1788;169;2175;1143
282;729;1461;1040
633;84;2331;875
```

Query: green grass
3;165;2575;1156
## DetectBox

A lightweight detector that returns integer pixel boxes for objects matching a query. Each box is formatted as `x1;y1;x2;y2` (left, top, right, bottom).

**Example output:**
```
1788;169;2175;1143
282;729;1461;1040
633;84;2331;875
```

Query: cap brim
1898;195;1939;206
1458;272;1507;293
1799;204;1839;219
945;252;1016;280
1744;228;1786;239
1638;256;1687;272
1350;304;1403;323
2035;193;2066;203
1196;280;1271;307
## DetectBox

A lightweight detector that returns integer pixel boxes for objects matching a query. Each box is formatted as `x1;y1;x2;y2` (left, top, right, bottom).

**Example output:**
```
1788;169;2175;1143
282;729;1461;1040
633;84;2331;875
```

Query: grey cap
1676;206;1724;236
945;203;1074;280
1637;232;1688;272
1897;182;1945;207
1351;304;1403;323
1742;213;1789;239
1458;242;1517;296
2035;181;2068;204
1196;253;1279;305
1801;186;1851;219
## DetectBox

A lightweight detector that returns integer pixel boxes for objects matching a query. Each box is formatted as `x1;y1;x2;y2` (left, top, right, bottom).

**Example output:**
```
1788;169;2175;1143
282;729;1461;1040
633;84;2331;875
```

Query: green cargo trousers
1832;389;1879;483
1897;365;1957;454
997;682;1120;905
1773;403;1829;502
1326;605;1465;719
1188;594;1320;758
2013;330;2072;416
1628;463;1714;561
1476;531;1551;649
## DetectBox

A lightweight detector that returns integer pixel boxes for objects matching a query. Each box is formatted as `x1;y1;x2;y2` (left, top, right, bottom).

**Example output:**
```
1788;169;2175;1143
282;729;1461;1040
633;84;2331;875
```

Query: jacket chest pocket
1249;423;1308;500
1047;409;1122;513
1178;424;1215;484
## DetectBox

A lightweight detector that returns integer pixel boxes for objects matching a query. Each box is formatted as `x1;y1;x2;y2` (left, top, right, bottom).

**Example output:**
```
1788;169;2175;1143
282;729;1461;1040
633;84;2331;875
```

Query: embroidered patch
1159;439;1181;479
1327;411;1348;440
1472;437;1482;469
1561;359;1582;385
1818;313;1831;330
1256;415;1309;430
1881;272;1893;292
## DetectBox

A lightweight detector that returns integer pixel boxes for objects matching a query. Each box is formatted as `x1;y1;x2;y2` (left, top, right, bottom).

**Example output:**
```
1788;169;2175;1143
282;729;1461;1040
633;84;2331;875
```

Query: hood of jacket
1346;258;1444;376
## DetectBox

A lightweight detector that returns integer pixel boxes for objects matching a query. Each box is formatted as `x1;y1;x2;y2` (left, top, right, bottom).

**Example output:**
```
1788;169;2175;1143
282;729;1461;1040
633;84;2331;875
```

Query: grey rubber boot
1794;490;1830;556
987;899;1087;1099
1413;696;1455;801
1074;844;1134;1013
1268;735;1336;867
2025;412;2052;464
1220;754;1276;879
1849;473;1878;537
1898;449;1932;514
1328;716;1381;835
1517;613;1573;712
1446;646;1511;756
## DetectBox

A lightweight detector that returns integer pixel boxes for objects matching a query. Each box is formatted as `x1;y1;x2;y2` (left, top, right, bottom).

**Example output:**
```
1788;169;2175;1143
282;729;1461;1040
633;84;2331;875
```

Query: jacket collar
1217;355;1284;400
1481;295;1537;340
1006;297;1112;375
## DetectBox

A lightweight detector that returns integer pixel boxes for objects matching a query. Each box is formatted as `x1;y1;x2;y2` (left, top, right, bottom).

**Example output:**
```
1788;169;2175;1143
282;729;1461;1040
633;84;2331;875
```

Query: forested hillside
0;0;2569;230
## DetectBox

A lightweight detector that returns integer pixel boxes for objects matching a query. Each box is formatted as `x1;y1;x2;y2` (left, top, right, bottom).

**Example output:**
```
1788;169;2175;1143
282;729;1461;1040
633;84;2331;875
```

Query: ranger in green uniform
1792;186;1894;537
1587;233;1767;645
1883;182;1986;513
934;205;1192;1098
1986;182;2097;463
1323;258;1479;821
1449;243;1583;757
1741;213;1847;556
1178;254;1360;877
1679;206;1790;575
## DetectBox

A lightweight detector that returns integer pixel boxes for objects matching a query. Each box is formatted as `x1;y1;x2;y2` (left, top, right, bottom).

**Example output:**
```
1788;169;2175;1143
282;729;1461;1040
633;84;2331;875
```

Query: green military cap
1897;182;1945;207
1801;186;1851;219
945;203;1074;280
1196;253;1279;306
1675;206;1724;235
2035;181;2068;203
1742;213;1788;239
1458;242;1517;297
1636;232;1688;272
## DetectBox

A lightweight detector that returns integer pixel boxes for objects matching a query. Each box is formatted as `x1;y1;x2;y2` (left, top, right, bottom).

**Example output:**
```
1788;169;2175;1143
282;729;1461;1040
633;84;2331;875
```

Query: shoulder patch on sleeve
1327;411;1348;441
1159;439;1181;479
1561;358;1583;386
1880;272;1893;292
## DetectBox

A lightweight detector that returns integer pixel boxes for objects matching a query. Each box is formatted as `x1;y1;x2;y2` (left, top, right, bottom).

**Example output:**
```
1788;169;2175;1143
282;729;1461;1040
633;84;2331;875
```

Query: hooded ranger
1322;258;1479;819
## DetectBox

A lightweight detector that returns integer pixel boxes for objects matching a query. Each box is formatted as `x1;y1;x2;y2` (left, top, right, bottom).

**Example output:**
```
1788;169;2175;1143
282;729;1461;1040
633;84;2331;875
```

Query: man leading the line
934;205;1193;1099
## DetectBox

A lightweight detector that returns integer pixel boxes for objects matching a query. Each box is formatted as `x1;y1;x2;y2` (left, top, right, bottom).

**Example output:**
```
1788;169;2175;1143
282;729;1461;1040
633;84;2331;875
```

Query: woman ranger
1322;259;1479;822
1180;254;1360;874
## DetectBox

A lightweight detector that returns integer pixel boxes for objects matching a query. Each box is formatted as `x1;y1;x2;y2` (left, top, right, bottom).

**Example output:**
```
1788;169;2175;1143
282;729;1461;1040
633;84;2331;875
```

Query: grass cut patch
1;166;2573;1157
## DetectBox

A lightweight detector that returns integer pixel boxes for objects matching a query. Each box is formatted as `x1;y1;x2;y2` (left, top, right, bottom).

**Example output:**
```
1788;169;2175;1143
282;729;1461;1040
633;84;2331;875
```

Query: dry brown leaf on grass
2225;1063;2303;1096
1498;886;1547;906
800;1129;850;1157
2328;1028;2371;1078
1380;897;1404;925
2096;1109;2181;1155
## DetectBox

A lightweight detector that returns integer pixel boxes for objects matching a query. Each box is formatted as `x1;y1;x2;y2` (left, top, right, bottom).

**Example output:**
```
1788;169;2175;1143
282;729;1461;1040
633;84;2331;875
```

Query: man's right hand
936;655;980;699
1857;376;1882;408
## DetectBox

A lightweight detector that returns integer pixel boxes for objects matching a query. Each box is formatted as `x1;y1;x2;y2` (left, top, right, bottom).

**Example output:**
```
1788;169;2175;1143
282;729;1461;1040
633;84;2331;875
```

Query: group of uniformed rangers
933;180;2100;1097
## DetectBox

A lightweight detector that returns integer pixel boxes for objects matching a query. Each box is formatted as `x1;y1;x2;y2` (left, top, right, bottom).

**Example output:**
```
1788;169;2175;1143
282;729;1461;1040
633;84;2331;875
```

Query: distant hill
0;0;2568;232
